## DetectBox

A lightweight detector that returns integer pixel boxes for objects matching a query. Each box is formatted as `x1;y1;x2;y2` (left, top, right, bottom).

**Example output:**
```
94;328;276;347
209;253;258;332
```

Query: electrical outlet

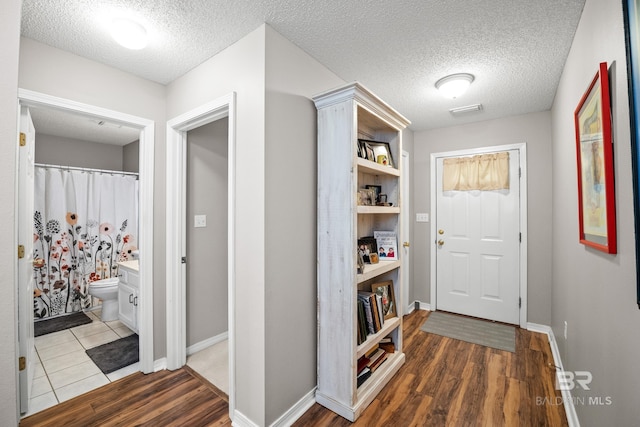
194;214;207;228
564;321;568;340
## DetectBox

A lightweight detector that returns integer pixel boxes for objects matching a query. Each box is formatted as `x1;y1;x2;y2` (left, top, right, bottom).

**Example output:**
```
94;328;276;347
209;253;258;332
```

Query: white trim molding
166;92;237;417
186;331;229;357
429;143;528;328
527;323;580;427
17;89;155;374
269;388;317;427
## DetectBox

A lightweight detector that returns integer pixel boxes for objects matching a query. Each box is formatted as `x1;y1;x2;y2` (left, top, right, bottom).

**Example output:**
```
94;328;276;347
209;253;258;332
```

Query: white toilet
88;277;120;322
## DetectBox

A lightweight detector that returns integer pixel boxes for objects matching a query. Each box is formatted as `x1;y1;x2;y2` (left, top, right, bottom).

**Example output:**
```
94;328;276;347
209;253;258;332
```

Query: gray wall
263;26;344;425
18;37;168;361
123;140;139;173
35;133;124;170
166;25;268;424
551;0;640;424
186;118;229;346
0;0;22;424
413;111;553;324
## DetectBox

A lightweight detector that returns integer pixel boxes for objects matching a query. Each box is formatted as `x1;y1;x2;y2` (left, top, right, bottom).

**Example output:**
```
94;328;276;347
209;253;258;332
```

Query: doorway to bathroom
165;93;236;417
17;90;155;416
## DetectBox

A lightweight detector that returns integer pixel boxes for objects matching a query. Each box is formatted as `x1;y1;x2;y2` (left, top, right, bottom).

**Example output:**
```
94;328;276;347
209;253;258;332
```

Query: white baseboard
269;387;316;427
404;303;415;315
186;331;229;356
232;409;259;427
527;323;580;427
153;357;167;372
414;300;431;311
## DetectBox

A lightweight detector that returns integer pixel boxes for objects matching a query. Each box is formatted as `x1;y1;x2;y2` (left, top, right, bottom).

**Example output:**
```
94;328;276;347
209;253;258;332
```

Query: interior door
18;106;36;413
435;149;520;324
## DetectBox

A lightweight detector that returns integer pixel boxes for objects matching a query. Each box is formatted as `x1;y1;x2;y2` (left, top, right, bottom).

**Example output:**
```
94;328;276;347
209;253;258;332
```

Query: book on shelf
378;336;395;353
366;348;386;368
357;292;376;335
357;367;372;388
357;300;367;345
357;355;370;374
374;231;398;261
358;291;381;333
369;352;388;372
365;344;379;359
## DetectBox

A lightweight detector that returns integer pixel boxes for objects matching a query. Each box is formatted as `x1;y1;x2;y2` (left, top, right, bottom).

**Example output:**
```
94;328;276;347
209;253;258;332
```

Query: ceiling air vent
449;104;483;114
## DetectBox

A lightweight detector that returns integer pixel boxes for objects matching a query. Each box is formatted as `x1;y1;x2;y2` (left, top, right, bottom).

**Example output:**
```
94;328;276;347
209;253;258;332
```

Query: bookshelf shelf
357;260;400;284
314;82;410;422
356;316;401;358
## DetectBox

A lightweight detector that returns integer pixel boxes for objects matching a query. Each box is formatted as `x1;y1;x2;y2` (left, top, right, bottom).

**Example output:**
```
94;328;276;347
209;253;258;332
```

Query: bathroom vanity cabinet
118;261;139;334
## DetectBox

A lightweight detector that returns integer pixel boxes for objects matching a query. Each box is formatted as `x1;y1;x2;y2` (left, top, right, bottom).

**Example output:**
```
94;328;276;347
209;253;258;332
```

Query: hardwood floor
19;366;231;427
20;310;567;427
295;310;567;427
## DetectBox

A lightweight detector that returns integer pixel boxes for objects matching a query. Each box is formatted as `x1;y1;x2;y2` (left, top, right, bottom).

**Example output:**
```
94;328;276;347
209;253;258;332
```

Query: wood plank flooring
20;310;567;427
295;310;567;427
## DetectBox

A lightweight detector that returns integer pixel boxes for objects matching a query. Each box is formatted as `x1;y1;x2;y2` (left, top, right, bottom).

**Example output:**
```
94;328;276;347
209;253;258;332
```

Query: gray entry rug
34;311;93;337
420;311;515;352
86;334;139;374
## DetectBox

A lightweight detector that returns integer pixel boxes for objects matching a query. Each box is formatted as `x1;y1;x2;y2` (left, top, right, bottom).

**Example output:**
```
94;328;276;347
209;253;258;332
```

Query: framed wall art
623;0;640;307
574;62;616;254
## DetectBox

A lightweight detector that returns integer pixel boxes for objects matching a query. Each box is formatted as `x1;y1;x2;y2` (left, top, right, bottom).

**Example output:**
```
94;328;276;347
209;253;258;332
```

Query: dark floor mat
34;312;93;337
86;334;139;374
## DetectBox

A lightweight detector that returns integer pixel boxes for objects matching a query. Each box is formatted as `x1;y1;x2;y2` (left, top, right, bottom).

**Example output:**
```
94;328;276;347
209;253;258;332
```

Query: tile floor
23;309;139;418
186;339;229;395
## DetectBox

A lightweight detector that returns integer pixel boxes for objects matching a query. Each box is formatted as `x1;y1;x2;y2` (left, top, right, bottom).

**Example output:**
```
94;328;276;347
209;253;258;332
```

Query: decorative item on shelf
365;184;382;203
369;253;379;264
357;249;365;274
358;139;395;168
374;231;398;261
358;188;376;206
371;280;397;320
574;61;616;254
358;237;378;264
376;194;392;206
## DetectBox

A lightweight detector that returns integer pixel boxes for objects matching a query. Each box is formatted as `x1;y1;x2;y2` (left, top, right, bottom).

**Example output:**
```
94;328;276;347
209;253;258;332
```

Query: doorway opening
17;89;155;416
429;143;528;327
165;93;236;417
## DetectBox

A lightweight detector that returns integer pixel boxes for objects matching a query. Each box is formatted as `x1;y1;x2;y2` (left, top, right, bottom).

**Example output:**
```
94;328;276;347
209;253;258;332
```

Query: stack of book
356;290;385;344
356;343;391;388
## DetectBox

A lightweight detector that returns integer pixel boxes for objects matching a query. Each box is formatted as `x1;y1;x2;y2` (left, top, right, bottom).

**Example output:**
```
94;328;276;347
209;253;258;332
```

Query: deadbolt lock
438;229;445;235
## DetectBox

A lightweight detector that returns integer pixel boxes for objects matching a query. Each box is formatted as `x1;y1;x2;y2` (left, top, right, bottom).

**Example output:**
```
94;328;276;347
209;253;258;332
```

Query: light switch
194;214;207;228
416;213;429;223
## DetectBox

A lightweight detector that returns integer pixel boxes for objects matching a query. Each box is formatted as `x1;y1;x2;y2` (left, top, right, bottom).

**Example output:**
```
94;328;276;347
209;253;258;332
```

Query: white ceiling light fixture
111;17;148;50
435;73;475;99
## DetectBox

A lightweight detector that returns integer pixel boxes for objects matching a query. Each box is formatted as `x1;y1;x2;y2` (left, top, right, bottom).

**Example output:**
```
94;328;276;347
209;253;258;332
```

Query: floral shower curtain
33;167;139;319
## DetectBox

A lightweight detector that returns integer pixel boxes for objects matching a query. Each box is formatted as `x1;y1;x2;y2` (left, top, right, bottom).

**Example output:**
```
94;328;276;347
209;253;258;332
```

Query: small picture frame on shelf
357;249;365;274
358;188;376;206
358;237;378;263
358;139;394;168
371;280;397;320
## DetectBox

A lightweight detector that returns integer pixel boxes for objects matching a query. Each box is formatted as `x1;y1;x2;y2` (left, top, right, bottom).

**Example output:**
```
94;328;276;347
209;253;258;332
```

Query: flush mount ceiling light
111;18;148;50
435;73;475;99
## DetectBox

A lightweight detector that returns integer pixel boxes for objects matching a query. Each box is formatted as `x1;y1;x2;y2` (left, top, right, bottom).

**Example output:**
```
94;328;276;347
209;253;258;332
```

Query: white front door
435;149;520;324
18;106;36;413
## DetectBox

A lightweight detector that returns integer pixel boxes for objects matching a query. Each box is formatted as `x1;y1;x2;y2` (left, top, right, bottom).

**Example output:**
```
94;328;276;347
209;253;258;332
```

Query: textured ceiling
21;0;586;137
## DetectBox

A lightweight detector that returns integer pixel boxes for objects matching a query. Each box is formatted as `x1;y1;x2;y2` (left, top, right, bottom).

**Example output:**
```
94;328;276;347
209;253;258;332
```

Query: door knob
438;240;445;246
403;242;410;247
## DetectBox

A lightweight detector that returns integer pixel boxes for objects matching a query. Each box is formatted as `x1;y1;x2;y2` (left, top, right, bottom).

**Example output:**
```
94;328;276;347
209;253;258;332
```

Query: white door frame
402;150;411;315
165;92;236;416
429;143;528;327
16;89;156;373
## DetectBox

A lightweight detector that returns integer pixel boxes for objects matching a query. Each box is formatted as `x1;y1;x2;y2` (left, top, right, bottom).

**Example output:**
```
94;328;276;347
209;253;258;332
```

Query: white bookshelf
314;82;410;421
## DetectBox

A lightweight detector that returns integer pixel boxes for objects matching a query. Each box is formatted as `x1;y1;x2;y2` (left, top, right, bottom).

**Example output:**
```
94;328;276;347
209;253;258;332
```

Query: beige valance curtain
443;152;510;191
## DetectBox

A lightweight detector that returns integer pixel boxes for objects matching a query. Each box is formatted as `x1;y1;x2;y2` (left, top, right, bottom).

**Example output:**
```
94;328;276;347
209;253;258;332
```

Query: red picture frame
574;62;616;254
